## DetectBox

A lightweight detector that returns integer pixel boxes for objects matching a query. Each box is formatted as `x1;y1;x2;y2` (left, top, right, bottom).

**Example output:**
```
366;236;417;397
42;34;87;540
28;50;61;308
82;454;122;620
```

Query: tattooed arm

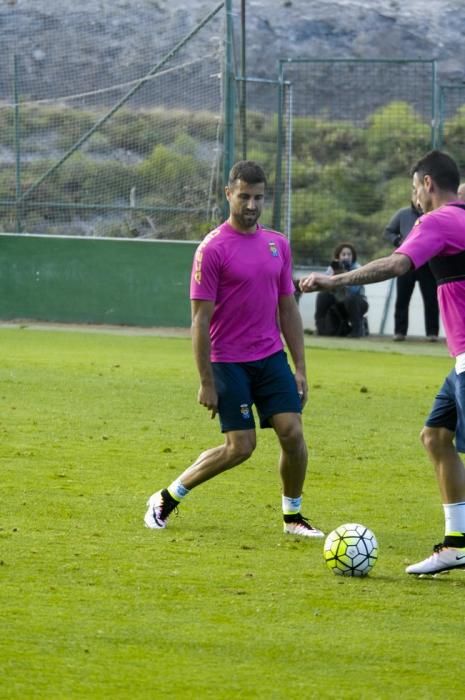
299;253;412;292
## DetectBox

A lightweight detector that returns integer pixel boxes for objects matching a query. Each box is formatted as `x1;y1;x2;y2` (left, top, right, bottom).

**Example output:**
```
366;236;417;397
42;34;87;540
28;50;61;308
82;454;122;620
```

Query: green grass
1;327;463;699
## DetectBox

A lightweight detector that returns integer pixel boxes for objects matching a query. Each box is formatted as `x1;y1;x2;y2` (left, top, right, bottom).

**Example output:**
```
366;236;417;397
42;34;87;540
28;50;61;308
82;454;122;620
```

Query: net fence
438;85;465;175
1;1;225;239
233;77;293;236
1;2;451;266
277;59;436;264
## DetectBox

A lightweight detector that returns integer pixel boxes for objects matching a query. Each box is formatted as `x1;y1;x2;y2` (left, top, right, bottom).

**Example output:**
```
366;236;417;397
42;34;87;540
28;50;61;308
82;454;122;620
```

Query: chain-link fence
275;59;437;264
1;1;225;239
438;84;465;175
233;77;293;236
1;0;450;267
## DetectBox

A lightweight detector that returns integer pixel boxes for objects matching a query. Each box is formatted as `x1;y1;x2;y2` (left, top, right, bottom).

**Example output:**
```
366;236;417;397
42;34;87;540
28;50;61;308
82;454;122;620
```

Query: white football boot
144;490;178;529
283;513;324;538
406;543;465;575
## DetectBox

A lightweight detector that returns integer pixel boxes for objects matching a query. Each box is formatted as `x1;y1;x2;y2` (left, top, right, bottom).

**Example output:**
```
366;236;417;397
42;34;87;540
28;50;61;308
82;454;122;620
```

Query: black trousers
394;263;439;337
315;291;369;337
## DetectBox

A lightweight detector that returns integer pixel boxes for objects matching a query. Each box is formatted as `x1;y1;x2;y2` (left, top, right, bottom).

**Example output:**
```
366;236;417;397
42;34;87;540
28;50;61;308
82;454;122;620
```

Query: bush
0;100;438;249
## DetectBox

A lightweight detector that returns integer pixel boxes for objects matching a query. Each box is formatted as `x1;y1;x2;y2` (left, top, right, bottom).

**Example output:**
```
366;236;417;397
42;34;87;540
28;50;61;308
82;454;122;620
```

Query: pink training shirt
190;221;295;362
396;202;465;357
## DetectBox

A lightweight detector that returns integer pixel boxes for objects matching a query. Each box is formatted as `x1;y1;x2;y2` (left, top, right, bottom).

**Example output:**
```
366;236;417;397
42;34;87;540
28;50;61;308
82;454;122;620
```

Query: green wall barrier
0;234;197;327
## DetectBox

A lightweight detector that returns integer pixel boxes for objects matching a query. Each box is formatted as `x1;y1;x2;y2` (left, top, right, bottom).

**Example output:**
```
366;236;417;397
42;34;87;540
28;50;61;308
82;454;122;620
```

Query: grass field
1;326;463;699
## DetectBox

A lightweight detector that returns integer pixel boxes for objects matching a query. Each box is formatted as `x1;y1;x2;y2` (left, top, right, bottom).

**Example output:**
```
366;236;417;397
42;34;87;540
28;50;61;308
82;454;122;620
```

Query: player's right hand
198;384;218;419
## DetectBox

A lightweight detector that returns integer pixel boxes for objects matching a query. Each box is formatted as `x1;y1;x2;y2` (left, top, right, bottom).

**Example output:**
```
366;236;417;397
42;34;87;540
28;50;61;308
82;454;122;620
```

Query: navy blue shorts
425;369;465;453
212;350;302;433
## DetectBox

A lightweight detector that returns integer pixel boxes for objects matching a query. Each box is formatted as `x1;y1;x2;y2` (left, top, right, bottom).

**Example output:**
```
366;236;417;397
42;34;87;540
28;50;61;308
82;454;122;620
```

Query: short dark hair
333;242;357;263
228;160;267;187
410;150;460;193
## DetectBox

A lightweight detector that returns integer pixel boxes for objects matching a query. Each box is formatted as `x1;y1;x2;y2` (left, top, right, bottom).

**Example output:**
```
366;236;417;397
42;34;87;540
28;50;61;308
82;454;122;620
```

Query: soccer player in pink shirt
300;150;465;575
145;160;324;538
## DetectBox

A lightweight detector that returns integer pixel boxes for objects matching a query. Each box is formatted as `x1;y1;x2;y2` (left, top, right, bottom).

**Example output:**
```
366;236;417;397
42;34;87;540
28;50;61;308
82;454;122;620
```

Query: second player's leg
269;412;307;498
420;425;465;503
178;429;257;490
421;369;465;503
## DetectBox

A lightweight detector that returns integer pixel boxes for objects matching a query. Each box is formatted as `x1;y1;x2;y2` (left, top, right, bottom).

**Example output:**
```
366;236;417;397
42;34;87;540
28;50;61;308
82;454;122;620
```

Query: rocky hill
2;0;465;111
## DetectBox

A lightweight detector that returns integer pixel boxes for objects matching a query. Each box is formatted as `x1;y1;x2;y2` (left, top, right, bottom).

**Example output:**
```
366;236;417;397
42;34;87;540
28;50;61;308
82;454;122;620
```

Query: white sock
282;495;302;515
167;478;190;502
443;502;465;535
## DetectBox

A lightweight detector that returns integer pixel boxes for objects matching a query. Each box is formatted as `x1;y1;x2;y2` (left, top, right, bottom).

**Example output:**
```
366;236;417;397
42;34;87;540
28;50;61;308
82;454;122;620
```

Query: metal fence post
272;61;285;231
284;81;293;242
432;59;439;148
13;55;22;233
240;0;247;160
222;0;235;218
437;86;445;149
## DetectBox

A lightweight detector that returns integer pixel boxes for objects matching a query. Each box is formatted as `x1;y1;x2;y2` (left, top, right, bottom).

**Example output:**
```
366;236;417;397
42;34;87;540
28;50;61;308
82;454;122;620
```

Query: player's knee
277;422;304;452
420;425;453;452
227;435;256;464
420;426;434;451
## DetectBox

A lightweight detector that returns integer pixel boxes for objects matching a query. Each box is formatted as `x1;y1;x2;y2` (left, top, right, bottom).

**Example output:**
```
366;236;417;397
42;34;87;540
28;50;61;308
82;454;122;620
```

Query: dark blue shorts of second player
425;369;465;453
212;350;302;432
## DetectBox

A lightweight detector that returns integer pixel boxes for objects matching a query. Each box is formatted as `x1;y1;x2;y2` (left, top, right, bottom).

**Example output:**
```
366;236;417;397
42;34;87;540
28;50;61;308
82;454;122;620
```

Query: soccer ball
323;523;378;577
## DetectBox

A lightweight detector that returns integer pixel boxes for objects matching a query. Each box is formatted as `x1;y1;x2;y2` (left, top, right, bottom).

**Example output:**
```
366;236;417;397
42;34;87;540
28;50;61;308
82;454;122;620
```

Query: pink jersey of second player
396;202;465;357
190;221;295;362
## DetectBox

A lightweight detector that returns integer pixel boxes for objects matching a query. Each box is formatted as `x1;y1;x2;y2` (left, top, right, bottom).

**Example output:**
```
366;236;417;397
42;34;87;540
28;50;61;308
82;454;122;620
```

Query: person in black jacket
383;200;439;341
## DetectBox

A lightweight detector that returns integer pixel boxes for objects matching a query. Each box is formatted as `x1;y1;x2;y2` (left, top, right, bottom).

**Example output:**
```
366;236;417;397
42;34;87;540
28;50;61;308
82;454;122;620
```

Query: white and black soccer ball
323;523;378;577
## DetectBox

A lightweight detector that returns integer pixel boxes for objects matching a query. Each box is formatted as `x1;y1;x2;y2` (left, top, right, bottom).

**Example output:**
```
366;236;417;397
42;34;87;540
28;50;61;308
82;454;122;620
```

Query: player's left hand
295;372;308;408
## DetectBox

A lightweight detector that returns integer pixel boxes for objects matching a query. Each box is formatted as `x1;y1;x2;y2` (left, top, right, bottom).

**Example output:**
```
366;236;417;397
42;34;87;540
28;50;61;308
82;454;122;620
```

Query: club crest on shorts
240;403;251;419
268;241;279;257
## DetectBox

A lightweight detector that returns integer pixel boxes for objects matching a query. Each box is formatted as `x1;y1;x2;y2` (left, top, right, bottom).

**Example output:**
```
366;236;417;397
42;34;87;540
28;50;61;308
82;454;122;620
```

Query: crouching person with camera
314;242;369;338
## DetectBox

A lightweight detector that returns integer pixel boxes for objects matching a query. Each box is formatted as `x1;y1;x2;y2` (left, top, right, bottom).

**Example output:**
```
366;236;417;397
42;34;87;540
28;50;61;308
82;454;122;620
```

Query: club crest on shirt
240;403;251;419
269;241;279;257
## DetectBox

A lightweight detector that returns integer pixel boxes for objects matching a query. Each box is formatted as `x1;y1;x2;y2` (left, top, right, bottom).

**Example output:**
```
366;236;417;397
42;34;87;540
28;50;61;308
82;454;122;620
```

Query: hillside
2;0;465;261
2;0;465;107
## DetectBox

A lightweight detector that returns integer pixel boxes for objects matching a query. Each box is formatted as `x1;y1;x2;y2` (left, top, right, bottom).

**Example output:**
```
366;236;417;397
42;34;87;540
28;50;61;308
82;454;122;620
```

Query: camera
330;259;344;272
331;259;351;273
